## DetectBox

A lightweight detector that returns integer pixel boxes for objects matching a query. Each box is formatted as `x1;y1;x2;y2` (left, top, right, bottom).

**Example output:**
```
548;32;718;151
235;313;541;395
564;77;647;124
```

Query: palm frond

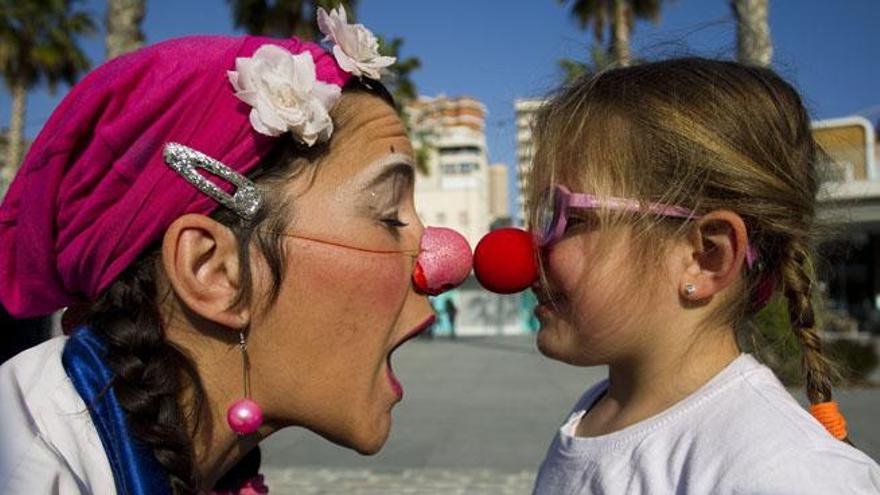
0;0;95;93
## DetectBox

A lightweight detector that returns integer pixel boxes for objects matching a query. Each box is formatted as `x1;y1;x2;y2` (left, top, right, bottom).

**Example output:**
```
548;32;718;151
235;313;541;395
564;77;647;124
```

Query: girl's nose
412;227;473;296
473;228;539;294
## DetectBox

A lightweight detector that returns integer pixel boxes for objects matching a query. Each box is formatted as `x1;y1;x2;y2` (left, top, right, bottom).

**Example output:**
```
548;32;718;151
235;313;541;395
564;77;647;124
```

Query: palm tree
375;35;430;174
558;0;664;67
228;0;357;40
105;0;145;59
0;0;95;181
730;0;772;67
376;35;420;108
558;44;614;84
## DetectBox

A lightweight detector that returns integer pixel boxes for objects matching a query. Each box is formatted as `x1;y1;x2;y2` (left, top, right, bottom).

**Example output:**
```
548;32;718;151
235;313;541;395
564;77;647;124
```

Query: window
458;162;478;173
441;162;479;174
438;145;481;156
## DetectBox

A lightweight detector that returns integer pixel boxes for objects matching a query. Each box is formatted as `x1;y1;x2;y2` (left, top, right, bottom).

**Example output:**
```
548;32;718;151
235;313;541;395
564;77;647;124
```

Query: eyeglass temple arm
564;192;757;268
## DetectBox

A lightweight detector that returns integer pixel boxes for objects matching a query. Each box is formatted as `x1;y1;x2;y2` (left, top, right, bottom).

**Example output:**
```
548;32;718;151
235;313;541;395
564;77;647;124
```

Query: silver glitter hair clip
163;142;263;220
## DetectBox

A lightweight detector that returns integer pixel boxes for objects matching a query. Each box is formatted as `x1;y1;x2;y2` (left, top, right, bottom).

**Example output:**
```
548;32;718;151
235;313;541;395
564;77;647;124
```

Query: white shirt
0;336;116;494
533;354;880;494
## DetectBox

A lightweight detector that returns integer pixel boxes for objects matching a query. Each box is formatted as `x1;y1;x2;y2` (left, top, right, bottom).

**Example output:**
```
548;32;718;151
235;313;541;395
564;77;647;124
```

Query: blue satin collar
62;326;171;495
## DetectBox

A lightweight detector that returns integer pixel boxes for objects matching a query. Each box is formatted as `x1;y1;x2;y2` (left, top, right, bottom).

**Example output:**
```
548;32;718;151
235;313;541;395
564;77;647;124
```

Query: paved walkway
261;335;880;493
262;468;534;495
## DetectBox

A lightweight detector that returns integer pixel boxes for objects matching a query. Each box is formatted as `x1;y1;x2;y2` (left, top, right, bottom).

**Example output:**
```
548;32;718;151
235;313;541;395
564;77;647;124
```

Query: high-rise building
514;98;544;225
408;95;492;248
408;97;532;336
488;162;509;224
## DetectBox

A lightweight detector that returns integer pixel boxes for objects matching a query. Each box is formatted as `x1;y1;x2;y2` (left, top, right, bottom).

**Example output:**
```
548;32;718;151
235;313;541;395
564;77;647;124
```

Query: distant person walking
445;298;459;339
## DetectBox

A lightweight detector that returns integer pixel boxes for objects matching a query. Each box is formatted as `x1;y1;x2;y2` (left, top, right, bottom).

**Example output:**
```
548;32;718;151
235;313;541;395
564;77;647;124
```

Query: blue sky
1;0;877;220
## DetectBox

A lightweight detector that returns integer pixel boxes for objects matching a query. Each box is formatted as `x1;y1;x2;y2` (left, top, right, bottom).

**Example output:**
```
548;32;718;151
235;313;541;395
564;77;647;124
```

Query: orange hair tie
810;401;848;440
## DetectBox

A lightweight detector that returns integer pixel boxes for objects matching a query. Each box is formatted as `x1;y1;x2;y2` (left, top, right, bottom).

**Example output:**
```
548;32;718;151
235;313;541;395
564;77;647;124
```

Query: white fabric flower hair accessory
317;6;396;80
227;10;393;146
227;44;342;145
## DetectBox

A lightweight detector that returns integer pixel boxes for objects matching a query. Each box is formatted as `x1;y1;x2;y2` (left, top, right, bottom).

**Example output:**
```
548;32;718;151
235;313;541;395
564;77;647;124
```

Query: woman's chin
347;415;391;455
351;436;387;456
317;410;392;456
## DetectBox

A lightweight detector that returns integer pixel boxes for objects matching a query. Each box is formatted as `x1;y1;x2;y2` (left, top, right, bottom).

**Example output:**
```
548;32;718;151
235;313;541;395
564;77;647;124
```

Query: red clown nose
473;228;538;294
413;227;473;296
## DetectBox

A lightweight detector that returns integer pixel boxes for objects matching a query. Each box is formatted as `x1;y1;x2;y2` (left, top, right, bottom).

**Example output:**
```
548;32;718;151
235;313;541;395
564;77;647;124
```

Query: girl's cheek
547;245;586;294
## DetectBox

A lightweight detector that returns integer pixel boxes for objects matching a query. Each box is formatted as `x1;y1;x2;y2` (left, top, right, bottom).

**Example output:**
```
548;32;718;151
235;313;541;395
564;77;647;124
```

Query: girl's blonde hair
527;57;838;422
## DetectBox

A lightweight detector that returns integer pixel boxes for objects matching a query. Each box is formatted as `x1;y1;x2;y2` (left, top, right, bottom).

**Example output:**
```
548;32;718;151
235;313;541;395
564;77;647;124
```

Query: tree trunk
732;0;772;67
4;78;27;181
106;0;146;59
611;0;632;67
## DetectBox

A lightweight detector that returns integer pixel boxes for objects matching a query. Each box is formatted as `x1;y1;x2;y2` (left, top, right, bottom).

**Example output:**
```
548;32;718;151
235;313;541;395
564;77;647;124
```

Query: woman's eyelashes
365;170;413;232
381;212;409;229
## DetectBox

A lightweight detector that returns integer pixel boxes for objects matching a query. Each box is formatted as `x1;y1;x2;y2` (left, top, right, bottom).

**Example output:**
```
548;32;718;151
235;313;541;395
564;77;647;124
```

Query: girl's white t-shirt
533;354;880;494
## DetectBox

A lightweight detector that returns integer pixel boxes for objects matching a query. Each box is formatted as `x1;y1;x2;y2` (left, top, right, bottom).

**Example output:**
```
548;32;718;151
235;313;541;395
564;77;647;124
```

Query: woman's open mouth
386;315;436;399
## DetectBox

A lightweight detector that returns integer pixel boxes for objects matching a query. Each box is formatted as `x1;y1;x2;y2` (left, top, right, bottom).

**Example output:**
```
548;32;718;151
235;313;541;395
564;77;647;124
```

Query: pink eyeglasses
535;185;756;268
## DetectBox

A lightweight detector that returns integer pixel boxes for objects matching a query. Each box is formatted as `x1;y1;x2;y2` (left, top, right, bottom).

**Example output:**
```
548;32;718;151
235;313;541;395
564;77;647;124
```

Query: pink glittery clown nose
412;227;473;296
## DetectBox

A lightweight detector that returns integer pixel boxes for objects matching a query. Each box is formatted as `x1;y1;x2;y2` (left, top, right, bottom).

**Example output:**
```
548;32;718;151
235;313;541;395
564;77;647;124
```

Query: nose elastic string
263;227;472;296
263;230;421;257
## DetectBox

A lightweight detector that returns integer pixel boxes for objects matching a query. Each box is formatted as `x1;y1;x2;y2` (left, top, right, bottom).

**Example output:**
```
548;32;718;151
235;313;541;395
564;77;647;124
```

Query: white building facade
514;98;544;226
488;162;509;225
408;96;531;337
409;95;495;248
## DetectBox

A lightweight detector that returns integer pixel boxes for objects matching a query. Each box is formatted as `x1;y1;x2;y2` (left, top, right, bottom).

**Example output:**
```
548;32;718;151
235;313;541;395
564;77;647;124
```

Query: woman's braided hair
86;132;301;492
88;251;200;492
85;79;396;493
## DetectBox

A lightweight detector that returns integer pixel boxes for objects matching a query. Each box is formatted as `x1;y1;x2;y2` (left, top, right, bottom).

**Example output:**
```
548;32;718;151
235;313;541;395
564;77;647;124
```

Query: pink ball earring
227;331;263;435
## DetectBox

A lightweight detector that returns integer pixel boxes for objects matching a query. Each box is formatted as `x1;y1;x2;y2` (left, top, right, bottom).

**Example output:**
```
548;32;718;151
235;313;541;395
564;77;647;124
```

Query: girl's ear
679;210;749;302
161;214;250;329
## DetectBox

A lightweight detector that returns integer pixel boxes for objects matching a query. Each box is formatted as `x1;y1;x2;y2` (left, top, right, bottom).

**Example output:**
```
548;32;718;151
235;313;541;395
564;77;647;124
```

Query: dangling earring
226;331;264;435
684;283;697;297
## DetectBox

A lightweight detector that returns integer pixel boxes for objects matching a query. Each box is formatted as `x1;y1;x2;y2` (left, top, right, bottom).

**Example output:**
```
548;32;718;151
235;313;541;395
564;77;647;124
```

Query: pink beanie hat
0;35;352;318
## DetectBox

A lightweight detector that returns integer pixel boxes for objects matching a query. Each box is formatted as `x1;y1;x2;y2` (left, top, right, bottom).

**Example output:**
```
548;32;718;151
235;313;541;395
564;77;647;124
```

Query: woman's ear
680;210;749;302
161;214;250;328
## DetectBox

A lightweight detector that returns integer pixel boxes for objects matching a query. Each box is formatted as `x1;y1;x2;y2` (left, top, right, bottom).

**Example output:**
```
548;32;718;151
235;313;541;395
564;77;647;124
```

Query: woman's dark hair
87;77;395;494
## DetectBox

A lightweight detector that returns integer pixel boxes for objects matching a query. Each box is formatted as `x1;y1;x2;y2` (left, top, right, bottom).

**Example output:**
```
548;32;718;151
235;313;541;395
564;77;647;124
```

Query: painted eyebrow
365;155;415;190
